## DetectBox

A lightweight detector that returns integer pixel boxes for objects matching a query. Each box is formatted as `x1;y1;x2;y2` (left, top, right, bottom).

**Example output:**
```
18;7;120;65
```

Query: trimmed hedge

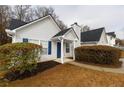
75;45;121;64
0;43;42;75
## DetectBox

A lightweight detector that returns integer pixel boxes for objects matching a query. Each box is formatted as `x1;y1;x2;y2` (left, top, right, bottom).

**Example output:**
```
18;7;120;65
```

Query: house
80;27;117;46
6;15;80;64
5;15;116;64
81;27;108;46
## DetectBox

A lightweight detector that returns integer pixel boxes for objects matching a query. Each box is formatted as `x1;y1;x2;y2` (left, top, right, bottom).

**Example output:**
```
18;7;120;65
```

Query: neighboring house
6;15;80;64
81;27;108;46
5;15;117;63
106;32;116;46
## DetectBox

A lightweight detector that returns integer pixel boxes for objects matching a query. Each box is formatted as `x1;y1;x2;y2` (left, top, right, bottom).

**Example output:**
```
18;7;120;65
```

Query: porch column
61;39;64;64
73;40;76;60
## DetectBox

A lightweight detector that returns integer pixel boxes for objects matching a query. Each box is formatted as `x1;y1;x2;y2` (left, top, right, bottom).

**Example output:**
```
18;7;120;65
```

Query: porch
52;37;77;64
51;28;79;64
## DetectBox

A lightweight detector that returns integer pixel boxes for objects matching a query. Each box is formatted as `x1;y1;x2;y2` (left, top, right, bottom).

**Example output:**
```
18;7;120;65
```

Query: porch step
54;58;74;63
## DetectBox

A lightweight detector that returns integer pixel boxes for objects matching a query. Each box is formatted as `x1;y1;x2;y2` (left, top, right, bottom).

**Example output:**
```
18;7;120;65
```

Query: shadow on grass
5;61;60;81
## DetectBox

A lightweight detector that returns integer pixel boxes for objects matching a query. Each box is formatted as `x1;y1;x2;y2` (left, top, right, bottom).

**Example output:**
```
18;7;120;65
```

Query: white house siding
15;17;60;41
107;35;116;46
71;24;81;48
63;29;78;58
63;42;73;57
40;41;57;62
64;29;77;40
98;30;108;45
13;17;61;62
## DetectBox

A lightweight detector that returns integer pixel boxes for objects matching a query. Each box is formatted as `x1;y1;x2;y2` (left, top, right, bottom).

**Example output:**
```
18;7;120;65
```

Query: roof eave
11;15;61;32
51;36;64;40
81;41;98;44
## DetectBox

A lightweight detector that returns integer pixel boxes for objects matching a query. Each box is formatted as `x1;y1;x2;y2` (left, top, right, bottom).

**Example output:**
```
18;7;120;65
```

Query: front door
57;42;61;58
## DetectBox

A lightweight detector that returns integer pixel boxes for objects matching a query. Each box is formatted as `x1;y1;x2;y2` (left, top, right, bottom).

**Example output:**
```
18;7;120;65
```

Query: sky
49;5;124;39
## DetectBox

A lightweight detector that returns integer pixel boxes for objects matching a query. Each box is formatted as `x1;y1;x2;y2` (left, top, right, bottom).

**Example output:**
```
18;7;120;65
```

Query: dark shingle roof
7;19;27;30
7;15;61;31
53;28;71;37
106;32;116;37
81;27;104;42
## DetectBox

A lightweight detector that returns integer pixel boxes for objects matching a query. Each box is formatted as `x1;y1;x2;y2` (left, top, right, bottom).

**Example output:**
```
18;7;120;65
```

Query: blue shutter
48;41;52;55
23;38;28;42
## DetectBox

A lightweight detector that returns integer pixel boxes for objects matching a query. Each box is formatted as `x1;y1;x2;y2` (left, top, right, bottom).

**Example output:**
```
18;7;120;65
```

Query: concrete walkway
67;58;124;74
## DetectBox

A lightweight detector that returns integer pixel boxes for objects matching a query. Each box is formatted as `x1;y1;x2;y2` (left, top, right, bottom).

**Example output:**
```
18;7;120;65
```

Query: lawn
5;63;124;87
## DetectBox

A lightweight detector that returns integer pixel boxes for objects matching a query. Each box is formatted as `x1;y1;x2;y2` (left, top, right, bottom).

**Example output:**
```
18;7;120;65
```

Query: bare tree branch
34;6;67;30
0;5;12;45
12;5;32;22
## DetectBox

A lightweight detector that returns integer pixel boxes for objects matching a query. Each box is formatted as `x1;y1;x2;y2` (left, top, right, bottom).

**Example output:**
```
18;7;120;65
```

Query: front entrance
57;42;61;58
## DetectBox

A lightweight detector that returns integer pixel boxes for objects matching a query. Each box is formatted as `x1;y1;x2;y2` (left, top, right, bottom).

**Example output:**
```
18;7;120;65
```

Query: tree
82;25;90;32
120;40;124;46
24;8;34;22
34;6;67;30
115;38;124;46
12;5;32;22
34;6;58;19
56;19;67;30
0;5;11;27
0;24;11;45
0;5;12;45
11;6;67;30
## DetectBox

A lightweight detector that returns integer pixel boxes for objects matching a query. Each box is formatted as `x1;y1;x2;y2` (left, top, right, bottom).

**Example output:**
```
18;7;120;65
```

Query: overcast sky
49;5;124;39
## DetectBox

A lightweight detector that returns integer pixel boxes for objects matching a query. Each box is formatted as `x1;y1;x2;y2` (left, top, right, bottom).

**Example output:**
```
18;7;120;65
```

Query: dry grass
6;64;124;87
121;51;124;58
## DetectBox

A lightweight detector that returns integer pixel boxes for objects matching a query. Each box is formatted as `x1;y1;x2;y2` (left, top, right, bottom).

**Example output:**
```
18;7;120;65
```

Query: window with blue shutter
48;41;52;55
23;38;28;42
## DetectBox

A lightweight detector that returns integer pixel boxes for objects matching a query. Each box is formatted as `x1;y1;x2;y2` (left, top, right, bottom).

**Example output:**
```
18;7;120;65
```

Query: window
42;48;48;55
66;43;70;53
23;38;28;42
28;39;39;45
40;41;48;55
48;41;52;55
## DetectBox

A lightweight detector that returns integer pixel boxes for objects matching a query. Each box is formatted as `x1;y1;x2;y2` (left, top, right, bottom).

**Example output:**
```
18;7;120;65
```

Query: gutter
81;41;98;44
5;29;15;37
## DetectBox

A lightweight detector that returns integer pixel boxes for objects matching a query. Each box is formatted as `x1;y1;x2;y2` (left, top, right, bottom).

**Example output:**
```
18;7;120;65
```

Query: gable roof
106;32;116;38
53;27;79;40
7;15;61;31
81;27;104;42
7;19;27;30
53;28;71;37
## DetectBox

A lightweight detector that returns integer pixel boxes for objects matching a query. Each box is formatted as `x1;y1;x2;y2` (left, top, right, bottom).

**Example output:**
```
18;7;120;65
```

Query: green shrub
0;43;42;74
75;45;121;64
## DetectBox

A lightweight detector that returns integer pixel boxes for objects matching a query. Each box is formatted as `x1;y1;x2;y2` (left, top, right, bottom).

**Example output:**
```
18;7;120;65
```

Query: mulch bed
5;61;60;81
76;60;122;68
36;61;60;73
